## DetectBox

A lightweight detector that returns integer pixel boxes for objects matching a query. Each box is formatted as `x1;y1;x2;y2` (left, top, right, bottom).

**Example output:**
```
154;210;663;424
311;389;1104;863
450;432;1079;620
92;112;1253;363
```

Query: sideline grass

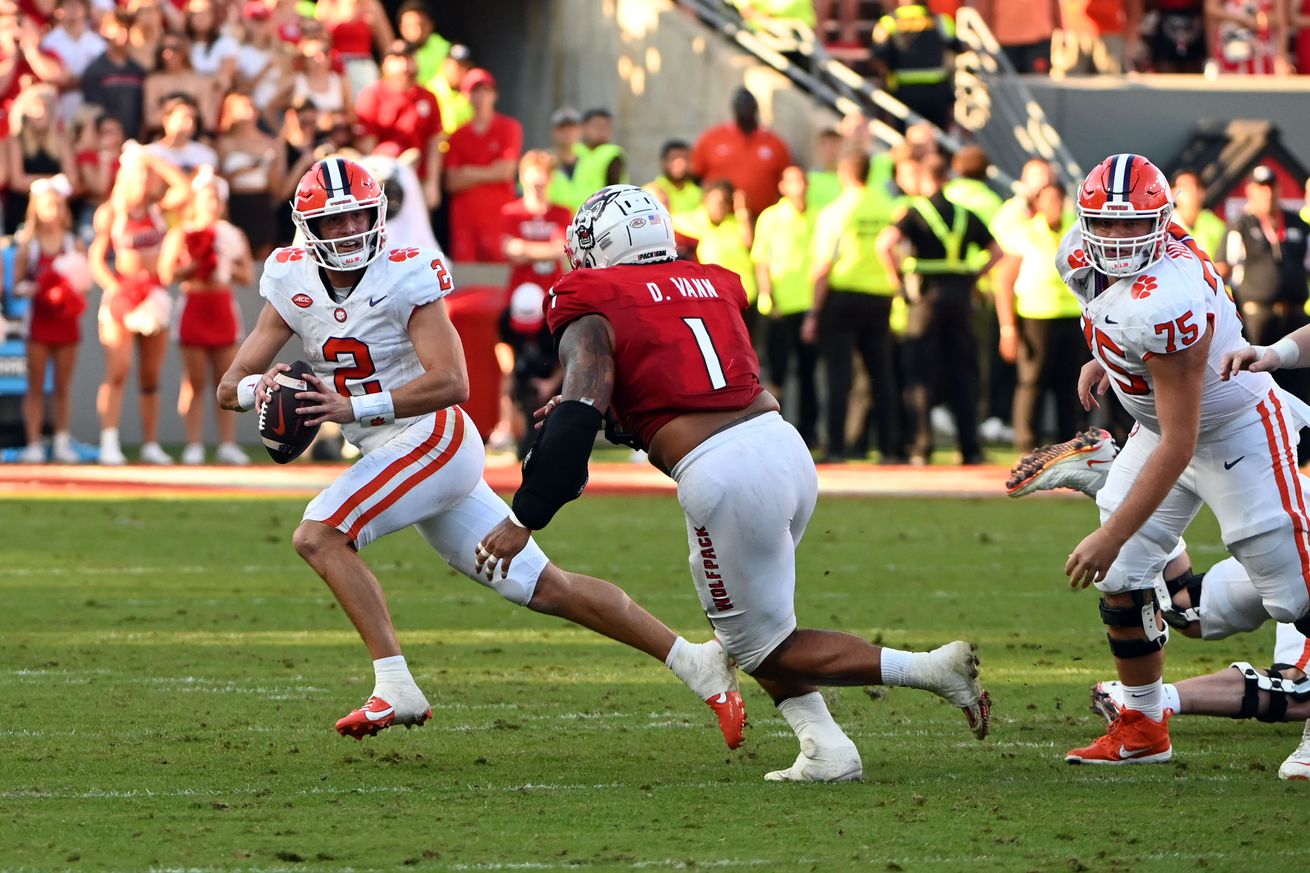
0;496;1301;872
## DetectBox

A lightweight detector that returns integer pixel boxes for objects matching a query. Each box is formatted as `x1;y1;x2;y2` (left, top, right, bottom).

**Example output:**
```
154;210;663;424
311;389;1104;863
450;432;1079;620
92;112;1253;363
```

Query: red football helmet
1076;154;1173;278
290;157;388;270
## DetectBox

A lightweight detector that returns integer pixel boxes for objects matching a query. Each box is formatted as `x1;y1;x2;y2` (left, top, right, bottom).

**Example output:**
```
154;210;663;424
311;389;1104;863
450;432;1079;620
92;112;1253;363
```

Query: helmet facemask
293;198;388;271
1078;204;1172;278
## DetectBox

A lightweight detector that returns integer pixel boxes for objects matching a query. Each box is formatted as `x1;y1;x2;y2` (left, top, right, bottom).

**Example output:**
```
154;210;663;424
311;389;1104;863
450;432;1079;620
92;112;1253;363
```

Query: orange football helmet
290;157;388;270
1076;154;1173;278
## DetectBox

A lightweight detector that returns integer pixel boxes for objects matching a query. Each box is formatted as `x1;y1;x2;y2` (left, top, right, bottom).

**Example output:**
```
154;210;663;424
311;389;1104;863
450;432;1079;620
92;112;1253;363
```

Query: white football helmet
290;157;388;271
565;184;676;270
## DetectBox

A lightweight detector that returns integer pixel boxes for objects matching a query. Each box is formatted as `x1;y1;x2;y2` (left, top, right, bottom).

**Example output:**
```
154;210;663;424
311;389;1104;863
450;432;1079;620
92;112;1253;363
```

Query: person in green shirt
430;43;474;135
645;139;703;217
546;107;584;211
807;127;842;212
673;179;757;307
1171;168;1226;261
752;166;819;445
803;150;904;462
991;181;1087;451
397;1;450;91
572;108;628;199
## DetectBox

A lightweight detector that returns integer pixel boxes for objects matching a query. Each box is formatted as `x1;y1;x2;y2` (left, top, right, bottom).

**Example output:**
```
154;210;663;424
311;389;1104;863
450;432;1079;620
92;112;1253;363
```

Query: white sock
1162;683;1181;715
101;428;119;446
1121;679;1164;721
777;692;849;748
373;654;413;688
879;647;919;686
663;635;688;670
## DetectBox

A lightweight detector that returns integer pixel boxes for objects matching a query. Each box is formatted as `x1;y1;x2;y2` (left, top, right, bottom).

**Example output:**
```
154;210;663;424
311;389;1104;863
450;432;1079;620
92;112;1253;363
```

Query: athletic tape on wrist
1271;337;1301;369
351;391;396;426
236;374;261;412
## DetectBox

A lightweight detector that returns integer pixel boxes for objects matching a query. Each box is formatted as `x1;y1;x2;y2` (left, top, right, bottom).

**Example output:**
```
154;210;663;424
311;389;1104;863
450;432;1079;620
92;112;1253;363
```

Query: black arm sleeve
511;400;603;530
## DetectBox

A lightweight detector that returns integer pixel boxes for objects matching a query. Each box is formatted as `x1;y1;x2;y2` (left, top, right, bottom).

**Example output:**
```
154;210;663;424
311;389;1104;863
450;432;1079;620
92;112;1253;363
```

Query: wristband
506;510;527;529
351;391;396;426
1271;337;1301;369
235;374;261;412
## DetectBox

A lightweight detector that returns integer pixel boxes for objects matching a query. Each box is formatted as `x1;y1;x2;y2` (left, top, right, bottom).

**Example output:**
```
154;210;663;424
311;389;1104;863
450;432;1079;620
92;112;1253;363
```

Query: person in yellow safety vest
802;150;905;463
877;152;1001;465
807;127;843;212
645;139;703;217
429;43;474;136
1171;168;1226;261
992;181;1089;451
571;108;628;203
546;107;584;211
397;0;451;93
870;0;962;130
752;165;819;446
673;178;758;311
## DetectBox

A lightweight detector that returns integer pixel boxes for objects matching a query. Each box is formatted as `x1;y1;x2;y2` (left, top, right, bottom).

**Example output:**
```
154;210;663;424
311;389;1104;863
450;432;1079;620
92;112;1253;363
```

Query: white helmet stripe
1108;154;1133;203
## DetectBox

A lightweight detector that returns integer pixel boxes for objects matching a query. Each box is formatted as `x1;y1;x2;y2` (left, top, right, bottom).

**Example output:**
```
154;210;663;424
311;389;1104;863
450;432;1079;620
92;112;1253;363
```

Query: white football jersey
260;244;456;455
1057;224;1274;435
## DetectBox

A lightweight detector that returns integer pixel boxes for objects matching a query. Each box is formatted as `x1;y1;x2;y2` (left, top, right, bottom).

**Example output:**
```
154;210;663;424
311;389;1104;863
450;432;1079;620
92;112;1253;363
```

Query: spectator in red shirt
691;86;791;220
501;149;570;299
355;42;442;209
444;67;522;263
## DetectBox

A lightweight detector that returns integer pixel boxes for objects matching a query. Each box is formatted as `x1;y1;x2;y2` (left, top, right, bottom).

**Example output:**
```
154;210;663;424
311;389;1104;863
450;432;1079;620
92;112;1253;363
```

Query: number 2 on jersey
322;337;382;396
683;317;727;390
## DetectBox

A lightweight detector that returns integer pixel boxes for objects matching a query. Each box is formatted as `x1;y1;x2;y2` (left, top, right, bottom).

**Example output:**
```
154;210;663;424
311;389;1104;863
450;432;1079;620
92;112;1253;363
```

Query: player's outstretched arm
217;301;296;412
1220;325;1310;380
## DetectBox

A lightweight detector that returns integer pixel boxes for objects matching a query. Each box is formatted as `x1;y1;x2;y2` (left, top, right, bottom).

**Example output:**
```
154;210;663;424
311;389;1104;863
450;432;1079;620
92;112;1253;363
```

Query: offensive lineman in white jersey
1055;153;1310;764
216;158;747;747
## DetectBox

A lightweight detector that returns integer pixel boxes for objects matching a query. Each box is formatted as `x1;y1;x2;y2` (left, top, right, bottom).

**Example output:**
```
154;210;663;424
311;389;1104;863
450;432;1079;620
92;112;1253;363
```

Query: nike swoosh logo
712;692;728;704
364;706;394;722
1087;459;1113;467
1118;745;1153;758
369;296;386;307
1224;456;1245;470
271;399;286;436
1104;316;1119;324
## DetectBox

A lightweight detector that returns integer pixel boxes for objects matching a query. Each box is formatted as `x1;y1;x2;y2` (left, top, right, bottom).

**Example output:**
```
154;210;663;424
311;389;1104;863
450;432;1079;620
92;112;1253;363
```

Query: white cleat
1006;428;1117;498
216;442;251;466
764;735;862;783
335;683;432;740
671;638;746;749
1090;680;1125;724
139;441;174;465
1278;720;1310;781
918;641;991;740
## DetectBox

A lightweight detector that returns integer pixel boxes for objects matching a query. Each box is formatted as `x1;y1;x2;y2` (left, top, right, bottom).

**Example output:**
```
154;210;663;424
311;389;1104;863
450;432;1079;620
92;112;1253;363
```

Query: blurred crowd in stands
2;0;1310;468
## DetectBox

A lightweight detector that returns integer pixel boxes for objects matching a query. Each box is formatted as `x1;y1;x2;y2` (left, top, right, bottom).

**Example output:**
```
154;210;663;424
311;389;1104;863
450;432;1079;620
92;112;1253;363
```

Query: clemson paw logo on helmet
276;248;306;263
1067;249;1089;269
388;247;420;262
1131;276;1157;299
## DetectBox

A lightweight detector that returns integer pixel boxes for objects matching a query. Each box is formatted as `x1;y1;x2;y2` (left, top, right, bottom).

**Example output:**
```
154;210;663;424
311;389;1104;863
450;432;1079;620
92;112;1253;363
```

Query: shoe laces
1006;430;1101;488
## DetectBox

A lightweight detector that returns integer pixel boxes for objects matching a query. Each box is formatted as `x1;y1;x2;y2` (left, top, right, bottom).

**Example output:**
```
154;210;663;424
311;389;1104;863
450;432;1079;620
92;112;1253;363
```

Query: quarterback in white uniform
1055;153;1310;765
217;158;745;746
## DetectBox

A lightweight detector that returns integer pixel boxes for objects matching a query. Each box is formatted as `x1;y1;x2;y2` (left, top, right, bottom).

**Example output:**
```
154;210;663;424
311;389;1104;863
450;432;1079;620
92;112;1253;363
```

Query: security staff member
802;149;904;463
870;0;962;131
877;152;1000;465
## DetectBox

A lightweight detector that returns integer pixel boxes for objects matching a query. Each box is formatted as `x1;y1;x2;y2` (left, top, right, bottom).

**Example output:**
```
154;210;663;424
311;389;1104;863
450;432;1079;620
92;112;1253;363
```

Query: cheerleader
158;167;252;465
87;142;191;465
12;176;90;463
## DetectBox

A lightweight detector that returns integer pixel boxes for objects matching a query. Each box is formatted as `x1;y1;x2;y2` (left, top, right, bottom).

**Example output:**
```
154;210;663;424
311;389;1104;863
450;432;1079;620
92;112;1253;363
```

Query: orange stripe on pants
346;411;466;540
324;410;449;530
1257;395;1310;604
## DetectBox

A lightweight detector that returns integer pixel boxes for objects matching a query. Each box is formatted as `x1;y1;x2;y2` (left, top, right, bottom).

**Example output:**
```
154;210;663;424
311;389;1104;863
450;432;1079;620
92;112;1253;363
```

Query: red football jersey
546;260;763;446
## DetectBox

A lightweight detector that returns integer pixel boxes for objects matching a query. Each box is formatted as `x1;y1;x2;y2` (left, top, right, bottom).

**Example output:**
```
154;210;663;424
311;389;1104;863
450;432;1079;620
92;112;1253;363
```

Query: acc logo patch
1131;276;1157;299
629;217;646;229
292;293;313;308
334;307;347;323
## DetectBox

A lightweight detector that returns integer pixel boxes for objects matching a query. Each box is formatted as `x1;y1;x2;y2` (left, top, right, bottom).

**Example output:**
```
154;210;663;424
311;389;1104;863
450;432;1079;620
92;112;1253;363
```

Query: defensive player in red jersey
217;159;745;748
477;185;991;781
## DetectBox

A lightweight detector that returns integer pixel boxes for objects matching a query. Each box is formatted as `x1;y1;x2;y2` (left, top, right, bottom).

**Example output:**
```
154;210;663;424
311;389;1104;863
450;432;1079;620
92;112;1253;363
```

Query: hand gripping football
258;360;321;464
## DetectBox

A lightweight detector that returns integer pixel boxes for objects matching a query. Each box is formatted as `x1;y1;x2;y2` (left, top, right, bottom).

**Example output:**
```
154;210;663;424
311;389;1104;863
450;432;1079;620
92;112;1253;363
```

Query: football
258;360;321;464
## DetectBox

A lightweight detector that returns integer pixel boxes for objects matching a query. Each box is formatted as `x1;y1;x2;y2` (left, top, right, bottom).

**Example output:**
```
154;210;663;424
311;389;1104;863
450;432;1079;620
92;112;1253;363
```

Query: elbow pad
511;400;603;530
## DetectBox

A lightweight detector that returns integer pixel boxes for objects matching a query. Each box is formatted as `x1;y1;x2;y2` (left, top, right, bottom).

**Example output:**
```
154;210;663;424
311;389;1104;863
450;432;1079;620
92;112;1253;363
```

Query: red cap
460;67;496;95
243;1;270;21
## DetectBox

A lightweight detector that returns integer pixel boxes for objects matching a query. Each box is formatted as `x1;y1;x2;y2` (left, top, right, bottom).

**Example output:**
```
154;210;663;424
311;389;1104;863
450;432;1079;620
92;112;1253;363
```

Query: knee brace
1160;569;1204;632
1099;589;1169;659
1230;662;1310;723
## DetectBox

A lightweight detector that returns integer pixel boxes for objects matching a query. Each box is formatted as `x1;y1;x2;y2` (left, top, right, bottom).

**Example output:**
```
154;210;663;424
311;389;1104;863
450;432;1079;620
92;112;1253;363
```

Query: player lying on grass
475;185;990;783
216;158;745;747
1008;428;1310;779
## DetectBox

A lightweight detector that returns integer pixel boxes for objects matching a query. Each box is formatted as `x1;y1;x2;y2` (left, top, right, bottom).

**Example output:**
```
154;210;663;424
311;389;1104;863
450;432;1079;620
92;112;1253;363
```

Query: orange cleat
706;689;747;750
1066;708;1172;765
335;694;432;740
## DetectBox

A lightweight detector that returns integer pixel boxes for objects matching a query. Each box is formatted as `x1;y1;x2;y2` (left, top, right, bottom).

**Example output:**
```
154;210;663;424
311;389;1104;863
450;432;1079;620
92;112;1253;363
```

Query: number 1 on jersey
683;317;727;390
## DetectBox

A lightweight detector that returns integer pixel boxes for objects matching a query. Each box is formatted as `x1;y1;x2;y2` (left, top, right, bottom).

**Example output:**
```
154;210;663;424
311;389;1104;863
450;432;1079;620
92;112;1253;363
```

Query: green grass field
2;494;1305;873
